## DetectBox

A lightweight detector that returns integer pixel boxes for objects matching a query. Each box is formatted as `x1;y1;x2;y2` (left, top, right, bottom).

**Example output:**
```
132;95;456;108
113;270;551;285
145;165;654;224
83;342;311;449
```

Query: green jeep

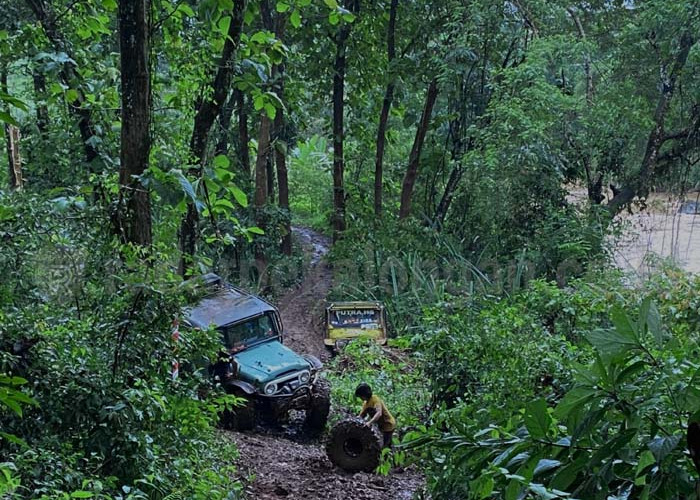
185;274;330;432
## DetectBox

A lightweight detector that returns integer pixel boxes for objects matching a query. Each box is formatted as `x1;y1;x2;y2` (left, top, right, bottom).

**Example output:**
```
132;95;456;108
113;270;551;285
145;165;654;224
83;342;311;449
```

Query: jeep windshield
221;312;279;350
329;308;380;329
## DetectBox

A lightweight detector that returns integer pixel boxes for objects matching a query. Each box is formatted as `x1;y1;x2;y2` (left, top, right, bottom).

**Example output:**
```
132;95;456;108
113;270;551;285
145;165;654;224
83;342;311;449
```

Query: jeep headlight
299;371;311;384
264;383;277;395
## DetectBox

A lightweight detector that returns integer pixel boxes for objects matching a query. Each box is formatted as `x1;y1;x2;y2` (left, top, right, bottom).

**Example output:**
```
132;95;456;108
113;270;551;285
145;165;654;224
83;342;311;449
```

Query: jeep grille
263;370;311;396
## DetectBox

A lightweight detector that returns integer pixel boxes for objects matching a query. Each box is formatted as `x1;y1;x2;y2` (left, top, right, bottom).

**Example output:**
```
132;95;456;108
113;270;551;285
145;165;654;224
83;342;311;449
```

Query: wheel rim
343;437;363;457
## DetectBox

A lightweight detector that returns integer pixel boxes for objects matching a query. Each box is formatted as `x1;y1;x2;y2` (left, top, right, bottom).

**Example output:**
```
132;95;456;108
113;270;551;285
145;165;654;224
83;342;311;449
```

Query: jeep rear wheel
304;378;331;434
325;417;382;472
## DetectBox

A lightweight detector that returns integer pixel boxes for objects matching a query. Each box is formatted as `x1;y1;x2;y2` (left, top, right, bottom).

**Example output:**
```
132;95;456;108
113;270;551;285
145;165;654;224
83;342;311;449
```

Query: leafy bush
0;193;242;499
325;338;430;432
413;295;578;413
409;298;700;499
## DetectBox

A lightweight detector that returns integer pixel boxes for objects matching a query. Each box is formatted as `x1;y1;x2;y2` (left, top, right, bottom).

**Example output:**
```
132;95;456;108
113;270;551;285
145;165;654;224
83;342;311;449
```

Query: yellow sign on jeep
324;301;387;348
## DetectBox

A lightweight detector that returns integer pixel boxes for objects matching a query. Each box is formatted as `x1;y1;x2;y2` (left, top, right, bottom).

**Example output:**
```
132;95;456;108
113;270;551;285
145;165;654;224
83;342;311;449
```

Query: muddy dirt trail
226;228;425;500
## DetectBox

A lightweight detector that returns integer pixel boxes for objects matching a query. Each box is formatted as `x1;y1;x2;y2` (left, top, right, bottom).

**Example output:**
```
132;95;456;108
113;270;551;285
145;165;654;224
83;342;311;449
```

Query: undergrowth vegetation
329;221;700;498
0;194;242;499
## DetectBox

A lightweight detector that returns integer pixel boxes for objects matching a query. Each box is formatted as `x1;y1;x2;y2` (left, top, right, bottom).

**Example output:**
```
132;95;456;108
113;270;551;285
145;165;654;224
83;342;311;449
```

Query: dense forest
1;0;700;498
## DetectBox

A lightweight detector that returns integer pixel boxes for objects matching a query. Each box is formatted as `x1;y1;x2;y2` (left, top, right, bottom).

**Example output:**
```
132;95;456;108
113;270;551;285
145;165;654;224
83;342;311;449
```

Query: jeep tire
325;417;383;472
304;378;331;434
222;390;256;431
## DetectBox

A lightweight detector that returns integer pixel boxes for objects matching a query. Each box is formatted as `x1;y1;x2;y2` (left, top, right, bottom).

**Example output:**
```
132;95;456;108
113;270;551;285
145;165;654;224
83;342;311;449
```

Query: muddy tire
325;417;383;472
221;390;256;431
305;378;331;434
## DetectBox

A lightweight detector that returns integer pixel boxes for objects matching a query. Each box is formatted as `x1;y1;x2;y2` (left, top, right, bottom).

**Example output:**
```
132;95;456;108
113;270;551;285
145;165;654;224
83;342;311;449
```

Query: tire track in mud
226;228;425;500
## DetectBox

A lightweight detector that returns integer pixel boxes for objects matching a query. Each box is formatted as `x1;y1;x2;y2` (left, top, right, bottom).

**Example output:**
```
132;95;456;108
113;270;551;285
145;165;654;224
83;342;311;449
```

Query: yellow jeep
324;301;388;349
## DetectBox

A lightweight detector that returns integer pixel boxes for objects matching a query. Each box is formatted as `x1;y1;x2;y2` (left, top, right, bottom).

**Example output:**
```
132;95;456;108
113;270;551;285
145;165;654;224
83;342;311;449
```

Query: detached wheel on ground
325;417;383;472
305;378;331;434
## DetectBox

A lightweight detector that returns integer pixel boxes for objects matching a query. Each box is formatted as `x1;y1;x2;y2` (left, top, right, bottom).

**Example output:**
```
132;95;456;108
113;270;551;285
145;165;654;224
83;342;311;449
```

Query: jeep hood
234;340;310;384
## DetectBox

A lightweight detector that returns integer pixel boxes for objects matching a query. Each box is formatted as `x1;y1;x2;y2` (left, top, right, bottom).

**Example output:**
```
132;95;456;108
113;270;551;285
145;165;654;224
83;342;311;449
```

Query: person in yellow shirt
355;383;396;448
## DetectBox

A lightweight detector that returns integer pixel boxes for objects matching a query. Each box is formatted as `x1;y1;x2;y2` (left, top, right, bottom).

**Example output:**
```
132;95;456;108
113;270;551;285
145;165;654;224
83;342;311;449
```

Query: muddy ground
226;228;425;500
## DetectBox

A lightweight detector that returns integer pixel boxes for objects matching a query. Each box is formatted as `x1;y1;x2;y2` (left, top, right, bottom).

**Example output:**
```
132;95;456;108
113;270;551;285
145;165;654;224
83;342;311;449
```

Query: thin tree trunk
273;63;292;255
567;7;599;204
33;71;49;134
254;114;272;286
117;0;152;246
1;71;21;190
214;91;235;157
373;0;398;218
7;126;22;190
266;155;275;201
178;0;247;275
235;88;250;180
254;116;272;209
332;0;360;242
607;33;696;216
434;165;462;227
399;77;439;219
25;0;99;166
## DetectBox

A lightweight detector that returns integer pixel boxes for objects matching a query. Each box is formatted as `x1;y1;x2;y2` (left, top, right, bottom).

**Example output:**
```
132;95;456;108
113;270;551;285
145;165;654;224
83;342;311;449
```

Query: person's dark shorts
382;430;394;448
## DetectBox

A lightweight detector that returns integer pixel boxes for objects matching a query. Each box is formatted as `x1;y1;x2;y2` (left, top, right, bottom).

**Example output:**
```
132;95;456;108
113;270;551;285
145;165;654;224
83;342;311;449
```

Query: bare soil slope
228;228;424;500
276;227;333;361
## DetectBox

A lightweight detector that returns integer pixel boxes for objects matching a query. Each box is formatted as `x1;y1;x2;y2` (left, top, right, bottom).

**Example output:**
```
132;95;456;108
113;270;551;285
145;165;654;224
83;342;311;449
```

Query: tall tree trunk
398;77;439;219
214;91;235;157
332;0;360;243
274;62;291;255
275;104;291;255
567;7;600;205
373;0;398;218
1;71;22;190
254;115;272;285
269;9;291;255
607;33;696;216
266;155;275;201
254;116;272;209
25;0;99;166
235;88;250;181
178;0;247;275
434;165;463;227
117;0;152;246
32;71;49;134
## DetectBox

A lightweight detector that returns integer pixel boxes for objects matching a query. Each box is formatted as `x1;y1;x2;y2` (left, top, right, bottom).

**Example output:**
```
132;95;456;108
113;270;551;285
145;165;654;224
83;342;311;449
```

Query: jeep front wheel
325;417;382;472
304;378;331;434
221;390;256;431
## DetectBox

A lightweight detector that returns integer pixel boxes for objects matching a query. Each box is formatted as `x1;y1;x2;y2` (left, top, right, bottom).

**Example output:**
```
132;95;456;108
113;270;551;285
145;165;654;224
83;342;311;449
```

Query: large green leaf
0;111;17;126
533;459;561;476
585;328;639;358
553;386;598;420
589;429;638;466
611;305;638;340
524;398;551;439
648;434;681;462
549;453;588;490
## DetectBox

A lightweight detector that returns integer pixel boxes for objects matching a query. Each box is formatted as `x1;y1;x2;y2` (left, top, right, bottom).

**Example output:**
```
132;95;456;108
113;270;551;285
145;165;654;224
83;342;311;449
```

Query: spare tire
325;417;383;472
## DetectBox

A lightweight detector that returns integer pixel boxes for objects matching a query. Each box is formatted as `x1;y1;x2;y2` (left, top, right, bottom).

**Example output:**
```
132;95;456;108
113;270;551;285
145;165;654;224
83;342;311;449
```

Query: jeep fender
225;380;257;396
303;354;323;371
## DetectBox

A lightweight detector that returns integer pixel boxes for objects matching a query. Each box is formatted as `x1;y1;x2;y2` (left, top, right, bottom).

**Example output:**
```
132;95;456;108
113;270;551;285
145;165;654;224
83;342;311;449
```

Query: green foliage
414;294;578;412
0;192;241;499
288;135;333;231
325;338;430;432
407;286;700;499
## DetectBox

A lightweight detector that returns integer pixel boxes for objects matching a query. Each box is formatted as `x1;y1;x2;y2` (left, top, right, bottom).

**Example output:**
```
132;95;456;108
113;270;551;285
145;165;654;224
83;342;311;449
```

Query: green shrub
325;338;431;432
409;297;700;499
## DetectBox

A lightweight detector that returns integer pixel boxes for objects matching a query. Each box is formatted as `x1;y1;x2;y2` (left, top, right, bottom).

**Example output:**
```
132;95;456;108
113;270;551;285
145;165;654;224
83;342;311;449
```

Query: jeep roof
185;274;277;329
